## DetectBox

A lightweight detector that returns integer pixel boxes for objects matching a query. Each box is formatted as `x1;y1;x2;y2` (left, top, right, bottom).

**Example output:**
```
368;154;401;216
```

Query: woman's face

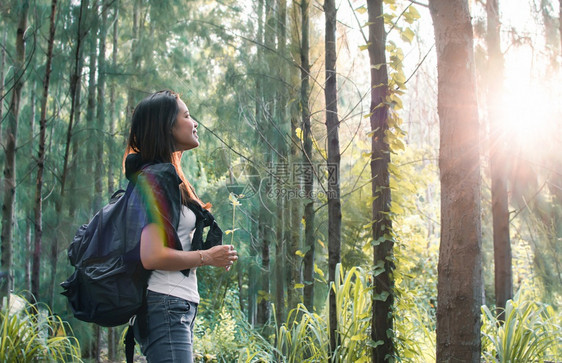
172;97;199;151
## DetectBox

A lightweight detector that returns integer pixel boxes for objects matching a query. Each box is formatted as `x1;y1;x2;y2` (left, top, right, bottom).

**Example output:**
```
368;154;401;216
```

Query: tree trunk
1;0;29;304
486;0;512;319
429;1;483;361
107;2;118;194
278;0;302;314
34;0;58;304
0;29;7;144
367;1;394;361
255;0;270;328
300;0;315;312
85;1;98;200
25;220;31;296
65;0;88;219
107;6;119;334
107;327;116;361
324;0;342;355
126;0;141;117
94;0;107;211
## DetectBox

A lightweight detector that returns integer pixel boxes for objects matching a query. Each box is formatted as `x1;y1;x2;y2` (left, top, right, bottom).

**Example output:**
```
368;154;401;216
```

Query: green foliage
481;291;562;362
390;146;439;362
0;295;81;362
194;291;276;362
273;264;372;363
274;304;329;363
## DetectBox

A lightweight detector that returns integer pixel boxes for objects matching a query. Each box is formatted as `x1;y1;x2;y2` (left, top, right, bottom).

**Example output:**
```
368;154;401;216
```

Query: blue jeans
133;290;198;363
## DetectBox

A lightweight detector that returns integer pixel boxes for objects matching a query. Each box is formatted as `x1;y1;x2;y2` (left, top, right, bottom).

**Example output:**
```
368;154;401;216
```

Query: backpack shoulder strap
124;325;135;363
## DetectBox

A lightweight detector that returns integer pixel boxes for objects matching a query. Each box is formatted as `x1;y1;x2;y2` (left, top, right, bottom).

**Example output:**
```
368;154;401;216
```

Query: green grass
482;292;561;362
0;294;82;362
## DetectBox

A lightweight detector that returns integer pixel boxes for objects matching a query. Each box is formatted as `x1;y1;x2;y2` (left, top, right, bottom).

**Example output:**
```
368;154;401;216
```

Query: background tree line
0;0;560;361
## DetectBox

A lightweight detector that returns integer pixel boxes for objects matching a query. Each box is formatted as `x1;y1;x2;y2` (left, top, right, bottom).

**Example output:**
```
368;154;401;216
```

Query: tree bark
108;50;118;342
429;1;483;361
0;29;7;144
65;0;88;219
107;2;118;194
25;220;31;296
279;0;302;313
255;0;270;326
33;0;58;303
486;0;512;319
324;0;342;355
85;1;98;201
301;0;315;312
94;0;107;211
1;0;29;304
367;1;394;361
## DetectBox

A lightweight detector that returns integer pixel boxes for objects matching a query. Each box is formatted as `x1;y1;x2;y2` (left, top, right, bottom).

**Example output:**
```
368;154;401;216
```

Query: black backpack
60;182;149;362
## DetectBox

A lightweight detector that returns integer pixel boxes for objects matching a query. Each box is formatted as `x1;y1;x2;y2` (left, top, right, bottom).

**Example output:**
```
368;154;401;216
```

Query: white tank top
147;206;200;303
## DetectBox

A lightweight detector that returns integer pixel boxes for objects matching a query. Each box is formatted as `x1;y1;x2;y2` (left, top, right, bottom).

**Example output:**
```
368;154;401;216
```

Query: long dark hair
125;90;207;208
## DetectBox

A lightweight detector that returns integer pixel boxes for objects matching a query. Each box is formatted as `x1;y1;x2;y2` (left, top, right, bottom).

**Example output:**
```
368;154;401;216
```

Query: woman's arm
140;223;237;270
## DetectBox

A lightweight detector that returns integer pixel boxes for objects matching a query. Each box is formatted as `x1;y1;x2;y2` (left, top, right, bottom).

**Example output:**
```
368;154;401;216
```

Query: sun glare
499;81;558;148
495;1;562;158
496;53;561;156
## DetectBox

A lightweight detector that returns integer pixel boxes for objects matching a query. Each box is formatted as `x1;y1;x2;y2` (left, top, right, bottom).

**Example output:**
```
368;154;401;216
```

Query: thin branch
407;0;429;8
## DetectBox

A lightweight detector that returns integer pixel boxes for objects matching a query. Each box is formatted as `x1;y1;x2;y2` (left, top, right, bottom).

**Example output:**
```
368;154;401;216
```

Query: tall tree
0;29;7;143
429;0;483;361
486;0;511;319
32;0;58;302
255;0;271;328
64;0;89;219
94;0;108;211
107;1;119;194
107;6;119;357
367;0;394;361
1;0;29;304
84;0;98;200
301;0;316;311
324;0;342;355
280;0;302;313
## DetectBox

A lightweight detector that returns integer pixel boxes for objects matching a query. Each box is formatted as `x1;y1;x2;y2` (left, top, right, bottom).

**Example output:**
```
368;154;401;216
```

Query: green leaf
355;6;367;14
314;263;325;277
359;43;370;51
295;250;305;257
405;6;421;24
371;63;385;70
295;127;303;141
351;334;368;341
400;28;415;43
373;291;390;301
294;283;305;289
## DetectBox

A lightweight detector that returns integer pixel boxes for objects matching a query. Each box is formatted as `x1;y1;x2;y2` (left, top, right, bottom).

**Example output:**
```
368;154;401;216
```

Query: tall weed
274;264;372;363
481;292;561;362
0;294;81;362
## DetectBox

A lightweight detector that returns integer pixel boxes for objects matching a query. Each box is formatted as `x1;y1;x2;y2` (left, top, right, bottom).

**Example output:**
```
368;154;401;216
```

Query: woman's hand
203;245;238;270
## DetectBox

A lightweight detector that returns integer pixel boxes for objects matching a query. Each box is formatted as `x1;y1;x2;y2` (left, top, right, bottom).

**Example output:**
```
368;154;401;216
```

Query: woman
124;90;238;362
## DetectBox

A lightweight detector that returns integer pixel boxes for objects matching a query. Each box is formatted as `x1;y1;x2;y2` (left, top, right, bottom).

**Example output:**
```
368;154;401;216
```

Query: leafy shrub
0;294;81;362
274;264;372;363
481;292;561;362
194;291;275;362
